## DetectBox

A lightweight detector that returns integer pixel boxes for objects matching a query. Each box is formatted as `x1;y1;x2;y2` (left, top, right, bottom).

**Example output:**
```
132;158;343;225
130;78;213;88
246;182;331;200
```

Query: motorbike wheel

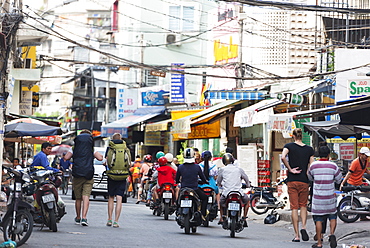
250;195;269;215
62;178;69;195
337;197;361;223
184;214;190;234
164;203;170;220
230;217;236;238
3;209;34;246
48;209;58;232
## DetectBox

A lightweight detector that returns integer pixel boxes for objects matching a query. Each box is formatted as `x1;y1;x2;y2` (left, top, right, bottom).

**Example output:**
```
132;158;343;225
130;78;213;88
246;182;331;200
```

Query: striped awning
146;119;171;132
207;90;266;100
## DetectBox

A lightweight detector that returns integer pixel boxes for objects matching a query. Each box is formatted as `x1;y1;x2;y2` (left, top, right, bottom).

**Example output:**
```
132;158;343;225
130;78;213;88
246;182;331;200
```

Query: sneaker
106;220;112;226
74;217;81;225
81;219;88;226
113;222;119;228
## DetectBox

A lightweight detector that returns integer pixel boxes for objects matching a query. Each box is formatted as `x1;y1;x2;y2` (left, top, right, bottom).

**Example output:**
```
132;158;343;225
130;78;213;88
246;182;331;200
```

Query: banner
116;88;138;120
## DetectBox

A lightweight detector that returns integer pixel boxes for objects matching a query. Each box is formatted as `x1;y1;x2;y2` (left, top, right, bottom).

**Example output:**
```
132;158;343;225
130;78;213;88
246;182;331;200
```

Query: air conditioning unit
165;33;182;46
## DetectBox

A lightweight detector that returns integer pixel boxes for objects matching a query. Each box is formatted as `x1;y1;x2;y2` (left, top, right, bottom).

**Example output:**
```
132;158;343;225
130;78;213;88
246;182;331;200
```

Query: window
169;5;195;31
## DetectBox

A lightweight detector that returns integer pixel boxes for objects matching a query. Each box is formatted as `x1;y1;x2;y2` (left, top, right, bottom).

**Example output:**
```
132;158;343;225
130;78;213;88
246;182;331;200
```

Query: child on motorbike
152;157;177;205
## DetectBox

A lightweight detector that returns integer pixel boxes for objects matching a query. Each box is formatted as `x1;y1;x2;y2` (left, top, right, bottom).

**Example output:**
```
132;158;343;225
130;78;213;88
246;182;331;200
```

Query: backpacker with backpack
106;140;131;181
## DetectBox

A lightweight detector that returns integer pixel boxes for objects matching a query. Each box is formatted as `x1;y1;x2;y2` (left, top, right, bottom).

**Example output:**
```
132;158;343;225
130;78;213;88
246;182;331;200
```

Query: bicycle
61;168;71;195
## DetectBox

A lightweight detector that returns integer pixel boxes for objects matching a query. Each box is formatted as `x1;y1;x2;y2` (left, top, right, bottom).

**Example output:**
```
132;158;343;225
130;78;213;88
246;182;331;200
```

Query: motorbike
221;191;245;238
337;185;370;223
152;183;176;220
175;187;202;234
29;169;66;232
249;183;286;215
1;166;34;246
199;186;218;226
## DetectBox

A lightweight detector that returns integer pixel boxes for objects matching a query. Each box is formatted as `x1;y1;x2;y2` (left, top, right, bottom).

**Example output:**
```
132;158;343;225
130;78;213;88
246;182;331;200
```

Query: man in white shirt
217;153;250;227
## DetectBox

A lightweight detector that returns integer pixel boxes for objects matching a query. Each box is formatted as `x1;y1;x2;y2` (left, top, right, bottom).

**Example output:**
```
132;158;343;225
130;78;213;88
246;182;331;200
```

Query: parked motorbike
29;169;66;232
337;185;370;223
1;166;34;246
200;186;218;226
152;183;176;220
175;188;202;234
249;183;286;215
221;191;245;238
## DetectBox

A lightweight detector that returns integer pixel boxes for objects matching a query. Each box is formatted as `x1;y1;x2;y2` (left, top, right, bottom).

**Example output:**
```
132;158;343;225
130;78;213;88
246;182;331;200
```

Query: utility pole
237;5;244;89
140;33;145;87
0;0;22;184
105;59;110;124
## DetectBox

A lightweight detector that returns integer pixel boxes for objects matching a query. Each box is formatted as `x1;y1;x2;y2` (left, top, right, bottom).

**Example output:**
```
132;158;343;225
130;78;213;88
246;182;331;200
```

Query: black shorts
107;178;127;197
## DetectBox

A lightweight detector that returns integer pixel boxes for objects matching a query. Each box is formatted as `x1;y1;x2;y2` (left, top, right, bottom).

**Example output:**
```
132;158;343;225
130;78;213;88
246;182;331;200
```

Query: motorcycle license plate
181;200;192;207
228;203;240;211
208;196;213;203
163;192;172;199
42;194;55;203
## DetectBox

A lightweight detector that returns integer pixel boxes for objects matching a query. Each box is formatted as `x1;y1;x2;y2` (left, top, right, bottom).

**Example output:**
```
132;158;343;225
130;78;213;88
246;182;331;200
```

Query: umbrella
8;118;47;125
5;122;62;137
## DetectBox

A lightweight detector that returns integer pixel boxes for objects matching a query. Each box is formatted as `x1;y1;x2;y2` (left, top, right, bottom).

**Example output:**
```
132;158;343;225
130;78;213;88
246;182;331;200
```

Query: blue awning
206;90;265;100
101;106;165;138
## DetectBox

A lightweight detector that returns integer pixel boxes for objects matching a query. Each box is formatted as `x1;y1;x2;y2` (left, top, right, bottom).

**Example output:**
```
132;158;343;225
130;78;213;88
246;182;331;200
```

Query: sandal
300;229;309;241
113;222;119;228
106;220;112;226
329;235;337;248
292;238;300;242
312;243;323;248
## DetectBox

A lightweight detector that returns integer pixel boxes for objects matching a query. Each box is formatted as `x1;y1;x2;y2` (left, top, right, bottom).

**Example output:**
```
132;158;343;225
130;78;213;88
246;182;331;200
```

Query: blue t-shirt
59;158;71;170
31;151;60;172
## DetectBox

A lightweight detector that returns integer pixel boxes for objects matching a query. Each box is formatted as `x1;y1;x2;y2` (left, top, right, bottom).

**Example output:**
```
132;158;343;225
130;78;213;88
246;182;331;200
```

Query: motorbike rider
198;151;219;201
152;157;177;205
31;142;60;173
217;153;250;227
340;146;370;221
175;148;209;220
137;154;153;204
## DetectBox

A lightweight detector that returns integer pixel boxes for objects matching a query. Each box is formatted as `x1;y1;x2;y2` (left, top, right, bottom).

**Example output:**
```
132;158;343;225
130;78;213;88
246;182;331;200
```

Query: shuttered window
169;5;195;31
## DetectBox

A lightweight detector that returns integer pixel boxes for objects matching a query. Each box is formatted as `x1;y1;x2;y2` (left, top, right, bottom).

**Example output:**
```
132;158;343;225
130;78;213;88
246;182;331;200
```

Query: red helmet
158;156;167;166
143;154;152;162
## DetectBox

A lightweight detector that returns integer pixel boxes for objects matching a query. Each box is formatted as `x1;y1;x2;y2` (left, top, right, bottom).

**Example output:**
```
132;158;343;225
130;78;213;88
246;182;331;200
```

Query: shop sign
172;121;220;140
19;91;32;115
268;114;296;138
172;118;191;134
141;90;169;106
348;79;370;98
116;88;138;120
214;36;238;64
171;63;185;103
144;131;167;146
339;143;355;160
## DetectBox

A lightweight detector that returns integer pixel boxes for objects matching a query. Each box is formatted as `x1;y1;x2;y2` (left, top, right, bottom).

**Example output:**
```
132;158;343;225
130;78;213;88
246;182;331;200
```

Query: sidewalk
249;209;369;248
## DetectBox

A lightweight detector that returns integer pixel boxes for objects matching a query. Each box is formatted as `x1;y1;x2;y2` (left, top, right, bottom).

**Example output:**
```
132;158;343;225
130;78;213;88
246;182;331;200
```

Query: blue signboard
141;90;169;106
171;63;185;103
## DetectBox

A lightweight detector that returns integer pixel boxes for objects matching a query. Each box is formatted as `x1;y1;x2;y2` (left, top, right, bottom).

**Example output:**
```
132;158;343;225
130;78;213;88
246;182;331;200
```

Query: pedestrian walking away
281;128;314;242
105;133;131;228
69;129;103;227
308;145;342;248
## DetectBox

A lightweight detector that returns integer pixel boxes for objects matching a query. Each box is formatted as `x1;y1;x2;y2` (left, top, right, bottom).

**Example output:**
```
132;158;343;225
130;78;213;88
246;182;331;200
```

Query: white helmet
165;153;173;162
183;148;195;163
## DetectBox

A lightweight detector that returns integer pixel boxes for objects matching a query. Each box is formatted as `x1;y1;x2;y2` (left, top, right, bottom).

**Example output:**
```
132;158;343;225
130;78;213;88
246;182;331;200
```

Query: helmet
143;154;152;162
183;148;195;163
156;151;165;159
201;150;212;160
158;156;168;166
164;153;173;162
222;153;234;166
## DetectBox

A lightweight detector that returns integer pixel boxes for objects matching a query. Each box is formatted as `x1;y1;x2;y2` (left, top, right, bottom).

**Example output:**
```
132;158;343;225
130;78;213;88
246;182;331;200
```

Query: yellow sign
214;36;238;64
172;122;220;141
22;46;37;69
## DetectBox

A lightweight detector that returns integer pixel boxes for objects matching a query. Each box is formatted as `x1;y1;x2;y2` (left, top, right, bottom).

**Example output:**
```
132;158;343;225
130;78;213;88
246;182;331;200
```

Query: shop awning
302;120;363;140
101;106;165;138
206;90;266;100
146;119;171;132
234;99;281;128
171;100;241;134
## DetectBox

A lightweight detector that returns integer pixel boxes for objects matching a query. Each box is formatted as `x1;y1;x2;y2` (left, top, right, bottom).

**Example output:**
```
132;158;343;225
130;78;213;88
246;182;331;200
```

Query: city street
18;186;369;248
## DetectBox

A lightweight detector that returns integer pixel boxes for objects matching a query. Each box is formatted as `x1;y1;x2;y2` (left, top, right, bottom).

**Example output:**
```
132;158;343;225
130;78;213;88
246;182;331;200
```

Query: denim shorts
313;213;337;222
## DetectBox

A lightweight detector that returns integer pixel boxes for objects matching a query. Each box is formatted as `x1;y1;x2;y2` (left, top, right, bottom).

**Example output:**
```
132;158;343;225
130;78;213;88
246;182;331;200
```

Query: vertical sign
237;145;258;186
171;63;185;103
339;143;355;160
19;91;32;115
116;88;138;120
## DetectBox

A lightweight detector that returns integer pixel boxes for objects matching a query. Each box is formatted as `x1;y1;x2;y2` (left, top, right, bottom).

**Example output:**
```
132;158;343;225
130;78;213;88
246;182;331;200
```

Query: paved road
17;187;369;248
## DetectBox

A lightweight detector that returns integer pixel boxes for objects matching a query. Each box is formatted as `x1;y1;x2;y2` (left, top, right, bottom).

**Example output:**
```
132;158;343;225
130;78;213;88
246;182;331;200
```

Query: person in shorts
308;145;342;248
69;130;103;226
281;128;314;242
